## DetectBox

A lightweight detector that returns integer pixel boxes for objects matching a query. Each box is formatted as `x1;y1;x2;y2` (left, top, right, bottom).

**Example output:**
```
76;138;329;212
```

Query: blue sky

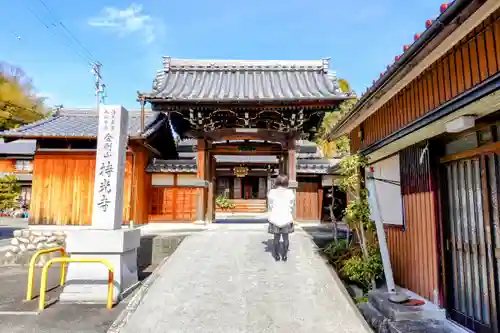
1;0;445;109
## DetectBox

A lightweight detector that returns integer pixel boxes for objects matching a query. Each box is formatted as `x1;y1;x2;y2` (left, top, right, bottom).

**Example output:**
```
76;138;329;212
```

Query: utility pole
100;84;107;105
91;62;102;111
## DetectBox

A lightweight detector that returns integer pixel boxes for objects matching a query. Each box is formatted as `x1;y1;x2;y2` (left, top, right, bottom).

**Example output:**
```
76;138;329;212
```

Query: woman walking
267;174;296;261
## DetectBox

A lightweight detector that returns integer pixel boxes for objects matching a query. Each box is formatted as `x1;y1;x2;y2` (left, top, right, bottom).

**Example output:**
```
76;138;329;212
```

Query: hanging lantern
234;166;249;177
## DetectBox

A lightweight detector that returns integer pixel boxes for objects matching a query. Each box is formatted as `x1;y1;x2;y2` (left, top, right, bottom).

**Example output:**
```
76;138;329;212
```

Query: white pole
365;173;396;294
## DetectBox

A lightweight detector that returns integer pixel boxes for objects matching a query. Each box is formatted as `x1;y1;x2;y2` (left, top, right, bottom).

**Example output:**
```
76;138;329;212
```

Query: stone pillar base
59;228;140;304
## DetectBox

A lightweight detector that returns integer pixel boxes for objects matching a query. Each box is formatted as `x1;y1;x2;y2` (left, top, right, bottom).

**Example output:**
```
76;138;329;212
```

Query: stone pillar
60;105;141;304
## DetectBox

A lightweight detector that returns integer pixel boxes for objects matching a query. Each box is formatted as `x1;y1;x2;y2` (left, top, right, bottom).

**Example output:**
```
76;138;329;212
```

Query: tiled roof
0;108;162;139
0;139;36;155
143;58;351;102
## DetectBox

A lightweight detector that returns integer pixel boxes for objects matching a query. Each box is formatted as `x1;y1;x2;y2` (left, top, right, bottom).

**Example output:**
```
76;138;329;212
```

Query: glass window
15;160;32;172
444;132;478;156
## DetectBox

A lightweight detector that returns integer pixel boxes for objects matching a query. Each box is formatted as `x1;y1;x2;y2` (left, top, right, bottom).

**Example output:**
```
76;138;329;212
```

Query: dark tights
273;233;289;255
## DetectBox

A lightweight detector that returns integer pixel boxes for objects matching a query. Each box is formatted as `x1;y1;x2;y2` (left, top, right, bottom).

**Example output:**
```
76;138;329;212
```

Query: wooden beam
440;141;500;163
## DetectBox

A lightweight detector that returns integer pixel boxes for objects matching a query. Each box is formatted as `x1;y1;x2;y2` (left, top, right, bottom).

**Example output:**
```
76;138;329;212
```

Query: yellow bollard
26;247;67;301
39;257;115;312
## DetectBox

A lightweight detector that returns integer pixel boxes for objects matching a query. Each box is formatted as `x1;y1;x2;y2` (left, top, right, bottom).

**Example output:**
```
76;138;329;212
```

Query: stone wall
2;229;66;266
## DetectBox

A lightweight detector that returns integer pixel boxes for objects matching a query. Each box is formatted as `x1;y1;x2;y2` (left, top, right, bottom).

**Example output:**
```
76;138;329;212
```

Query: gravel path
119;227;372;333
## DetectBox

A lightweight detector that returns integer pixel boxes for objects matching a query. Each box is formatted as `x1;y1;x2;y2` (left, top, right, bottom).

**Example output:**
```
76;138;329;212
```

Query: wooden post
139;96;145;134
287;140;297;185
266;171;272;211
267;172;272;192
206;154;217;223
287;139;298;219
196;139;208;223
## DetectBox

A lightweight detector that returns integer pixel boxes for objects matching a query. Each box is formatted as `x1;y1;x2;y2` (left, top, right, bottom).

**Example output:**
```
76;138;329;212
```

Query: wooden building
146;139;338;221
0;139;36;207
329;1;500;332
0;57;351;226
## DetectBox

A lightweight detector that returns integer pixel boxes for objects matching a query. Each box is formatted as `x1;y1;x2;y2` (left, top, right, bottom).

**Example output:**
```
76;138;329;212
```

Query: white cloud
36;91;56;104
88;4;159;44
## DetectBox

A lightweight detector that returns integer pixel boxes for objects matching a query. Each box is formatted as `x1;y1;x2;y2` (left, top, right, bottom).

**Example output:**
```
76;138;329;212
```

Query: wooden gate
296;181;320;221
149;187;197;221
443;157;498;332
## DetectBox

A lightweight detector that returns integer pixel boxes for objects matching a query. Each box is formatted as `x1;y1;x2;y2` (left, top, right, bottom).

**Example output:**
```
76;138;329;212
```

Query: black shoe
273;241;281;261
282;254;287;262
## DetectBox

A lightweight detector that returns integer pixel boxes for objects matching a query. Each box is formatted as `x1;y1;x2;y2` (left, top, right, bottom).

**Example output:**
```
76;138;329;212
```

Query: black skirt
268;222;295;234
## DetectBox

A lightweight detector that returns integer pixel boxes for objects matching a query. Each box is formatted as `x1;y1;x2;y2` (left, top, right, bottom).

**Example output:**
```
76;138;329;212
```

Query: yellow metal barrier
39;257;114;311
26;247;67;301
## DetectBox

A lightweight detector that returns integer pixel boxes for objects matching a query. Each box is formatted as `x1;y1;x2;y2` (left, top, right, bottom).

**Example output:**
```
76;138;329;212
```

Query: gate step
368;291;445;321
388;320;457;333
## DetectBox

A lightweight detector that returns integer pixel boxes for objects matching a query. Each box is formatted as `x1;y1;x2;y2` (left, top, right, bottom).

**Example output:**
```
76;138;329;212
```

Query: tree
0;62;46;130
0;175;21;210
315;79;357;158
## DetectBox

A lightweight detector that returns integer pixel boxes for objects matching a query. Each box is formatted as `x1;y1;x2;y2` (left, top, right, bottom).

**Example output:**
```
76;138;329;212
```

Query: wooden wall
385;145;440;302
129;144;151;225
148;173;200;222
0;160;15;172
149;187;197;221
296;180;322;221
29;147;150;226
351;9;500;152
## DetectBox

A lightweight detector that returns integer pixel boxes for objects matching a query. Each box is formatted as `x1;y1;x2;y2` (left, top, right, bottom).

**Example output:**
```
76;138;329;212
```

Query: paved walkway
117;227;372;333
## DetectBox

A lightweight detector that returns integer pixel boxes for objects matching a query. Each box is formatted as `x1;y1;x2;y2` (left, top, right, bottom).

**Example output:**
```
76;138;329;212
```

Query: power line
35;0;96;62
24;4;94;66
22;0;108;103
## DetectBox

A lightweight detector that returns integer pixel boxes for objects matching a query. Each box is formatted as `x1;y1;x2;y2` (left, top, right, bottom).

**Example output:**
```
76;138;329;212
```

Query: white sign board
366;154;404;226
322;175;334;187
92;105;129;230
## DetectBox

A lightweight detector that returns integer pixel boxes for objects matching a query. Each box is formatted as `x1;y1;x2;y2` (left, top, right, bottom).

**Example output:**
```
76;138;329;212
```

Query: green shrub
341;246;383;291
215;195;234;210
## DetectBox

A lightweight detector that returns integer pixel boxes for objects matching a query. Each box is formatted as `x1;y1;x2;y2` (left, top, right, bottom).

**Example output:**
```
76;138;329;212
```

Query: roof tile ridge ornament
326;70;343;95
321;57;331;73
163;56;171;72
149;56;171;95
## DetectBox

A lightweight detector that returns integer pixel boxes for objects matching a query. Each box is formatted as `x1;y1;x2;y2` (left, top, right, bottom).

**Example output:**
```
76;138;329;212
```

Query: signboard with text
91;105;129;229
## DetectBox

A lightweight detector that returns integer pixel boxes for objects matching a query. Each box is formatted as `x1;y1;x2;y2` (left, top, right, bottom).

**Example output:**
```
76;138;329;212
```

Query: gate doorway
442;156;499;332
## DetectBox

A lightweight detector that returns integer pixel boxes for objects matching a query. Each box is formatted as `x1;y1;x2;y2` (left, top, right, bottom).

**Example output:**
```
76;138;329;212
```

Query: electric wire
35;0;96;62
24;4;94;66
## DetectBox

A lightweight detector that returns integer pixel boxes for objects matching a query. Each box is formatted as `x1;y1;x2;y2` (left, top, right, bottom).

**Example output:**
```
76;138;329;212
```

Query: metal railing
26;247;67;301
38;257;115;311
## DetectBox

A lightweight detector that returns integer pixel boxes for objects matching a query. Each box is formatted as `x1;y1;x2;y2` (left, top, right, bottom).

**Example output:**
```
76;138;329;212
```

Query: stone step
357;302;390;333
388;320;457;333
368;290;446;322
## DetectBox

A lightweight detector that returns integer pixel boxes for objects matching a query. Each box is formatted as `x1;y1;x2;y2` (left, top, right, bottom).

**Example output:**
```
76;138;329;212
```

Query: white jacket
267;187;295;227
